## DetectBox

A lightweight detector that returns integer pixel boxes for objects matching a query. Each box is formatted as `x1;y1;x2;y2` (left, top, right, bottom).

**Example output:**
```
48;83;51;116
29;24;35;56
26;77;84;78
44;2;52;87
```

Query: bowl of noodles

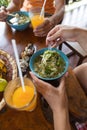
29;48;69;85
6;11;30;31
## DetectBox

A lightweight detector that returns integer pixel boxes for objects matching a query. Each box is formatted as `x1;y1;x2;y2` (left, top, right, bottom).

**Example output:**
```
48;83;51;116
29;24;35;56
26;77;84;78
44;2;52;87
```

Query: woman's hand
33;18;54;37
29;71;71;130
46;24;87;52
46;25;78;47
30;72;68;112
0;6;8;21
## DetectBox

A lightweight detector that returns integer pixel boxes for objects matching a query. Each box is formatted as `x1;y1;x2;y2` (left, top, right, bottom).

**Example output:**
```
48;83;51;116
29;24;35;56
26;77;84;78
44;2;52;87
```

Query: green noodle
34;50;65;78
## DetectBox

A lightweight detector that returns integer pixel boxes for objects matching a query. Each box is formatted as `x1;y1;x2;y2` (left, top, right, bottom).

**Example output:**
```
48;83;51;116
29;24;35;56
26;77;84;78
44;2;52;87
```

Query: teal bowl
6;11;30;31
29;48;69;86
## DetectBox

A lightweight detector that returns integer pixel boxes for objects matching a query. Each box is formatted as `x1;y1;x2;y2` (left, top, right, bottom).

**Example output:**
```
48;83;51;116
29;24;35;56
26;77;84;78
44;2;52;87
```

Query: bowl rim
29;48;69;81
6;11;30;27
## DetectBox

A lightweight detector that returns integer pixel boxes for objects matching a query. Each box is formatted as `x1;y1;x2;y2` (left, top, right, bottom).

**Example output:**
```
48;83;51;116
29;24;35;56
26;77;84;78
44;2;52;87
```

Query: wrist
49;17;56;28
53;107;71;130
53;105;68;114
73;27;86;42
75;28;87;52
52;97;68;114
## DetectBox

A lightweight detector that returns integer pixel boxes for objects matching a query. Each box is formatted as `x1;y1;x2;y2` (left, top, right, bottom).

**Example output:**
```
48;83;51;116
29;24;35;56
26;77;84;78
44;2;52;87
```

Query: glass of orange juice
29;7;45;29
4;77;37;112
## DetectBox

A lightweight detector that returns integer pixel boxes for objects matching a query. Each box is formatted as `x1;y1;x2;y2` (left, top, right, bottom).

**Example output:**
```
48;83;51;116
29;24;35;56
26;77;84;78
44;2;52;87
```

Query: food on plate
34;50;65;78
0;59;7;78
0;50;17;112
9;13;30;25
0;50;17;81
0;59;8;92
0;78;8;92
20;43;36;74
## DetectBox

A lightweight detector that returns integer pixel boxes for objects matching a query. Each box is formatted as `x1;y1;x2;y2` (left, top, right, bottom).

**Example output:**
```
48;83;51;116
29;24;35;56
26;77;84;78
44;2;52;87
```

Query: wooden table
0;22;87;130
0;22;46;56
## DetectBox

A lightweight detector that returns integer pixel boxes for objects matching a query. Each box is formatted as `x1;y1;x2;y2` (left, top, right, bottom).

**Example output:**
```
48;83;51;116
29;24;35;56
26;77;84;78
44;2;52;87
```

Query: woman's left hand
30;72;68;112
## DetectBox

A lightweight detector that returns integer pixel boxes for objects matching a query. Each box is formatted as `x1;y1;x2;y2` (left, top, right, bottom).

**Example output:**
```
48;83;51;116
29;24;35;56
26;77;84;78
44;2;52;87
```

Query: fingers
29;72;52;95
0;7;8;21
30;72;66;103
35;19;50;30
0;6;7;14
34;31;47;37
34;28;48;37
46;25;62;46
0;6;6;10
46;31;63;48
33;20;51;37
58;76;65;92
47;25;59;37
47;38;63;48
47;30;61;41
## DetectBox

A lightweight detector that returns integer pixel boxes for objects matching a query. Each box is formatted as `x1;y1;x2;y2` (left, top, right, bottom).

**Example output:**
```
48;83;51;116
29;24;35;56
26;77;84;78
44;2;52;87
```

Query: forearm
75;28;87;52
49;1;65;26
53;108;71;130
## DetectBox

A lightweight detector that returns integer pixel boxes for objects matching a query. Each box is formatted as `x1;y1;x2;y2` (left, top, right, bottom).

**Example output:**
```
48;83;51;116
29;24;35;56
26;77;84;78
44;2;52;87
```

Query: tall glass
4;77;37;111
29;7;45;29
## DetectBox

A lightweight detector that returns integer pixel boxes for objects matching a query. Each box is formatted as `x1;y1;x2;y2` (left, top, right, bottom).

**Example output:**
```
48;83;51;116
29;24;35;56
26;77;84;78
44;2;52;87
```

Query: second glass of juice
4;77;37;112
29;7;44;29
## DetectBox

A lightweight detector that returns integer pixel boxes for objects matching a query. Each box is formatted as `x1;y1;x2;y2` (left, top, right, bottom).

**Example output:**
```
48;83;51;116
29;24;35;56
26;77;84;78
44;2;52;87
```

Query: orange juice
12;85;37;111
4;77;37;112
31;15;44;29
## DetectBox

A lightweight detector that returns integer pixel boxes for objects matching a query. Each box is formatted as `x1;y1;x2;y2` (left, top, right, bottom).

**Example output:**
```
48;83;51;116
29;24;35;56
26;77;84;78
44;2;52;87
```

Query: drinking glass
4;77;37;112
29;7;45;29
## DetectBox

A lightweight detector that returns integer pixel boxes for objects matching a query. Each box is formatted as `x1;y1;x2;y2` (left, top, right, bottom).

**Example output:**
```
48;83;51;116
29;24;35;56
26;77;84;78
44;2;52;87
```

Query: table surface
0;22;87;130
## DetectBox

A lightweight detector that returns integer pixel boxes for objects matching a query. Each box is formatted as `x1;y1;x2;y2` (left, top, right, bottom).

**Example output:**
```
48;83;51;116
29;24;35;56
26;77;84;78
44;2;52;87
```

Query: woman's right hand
0;6;8;21
46;24;87;52
46;25;78;47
